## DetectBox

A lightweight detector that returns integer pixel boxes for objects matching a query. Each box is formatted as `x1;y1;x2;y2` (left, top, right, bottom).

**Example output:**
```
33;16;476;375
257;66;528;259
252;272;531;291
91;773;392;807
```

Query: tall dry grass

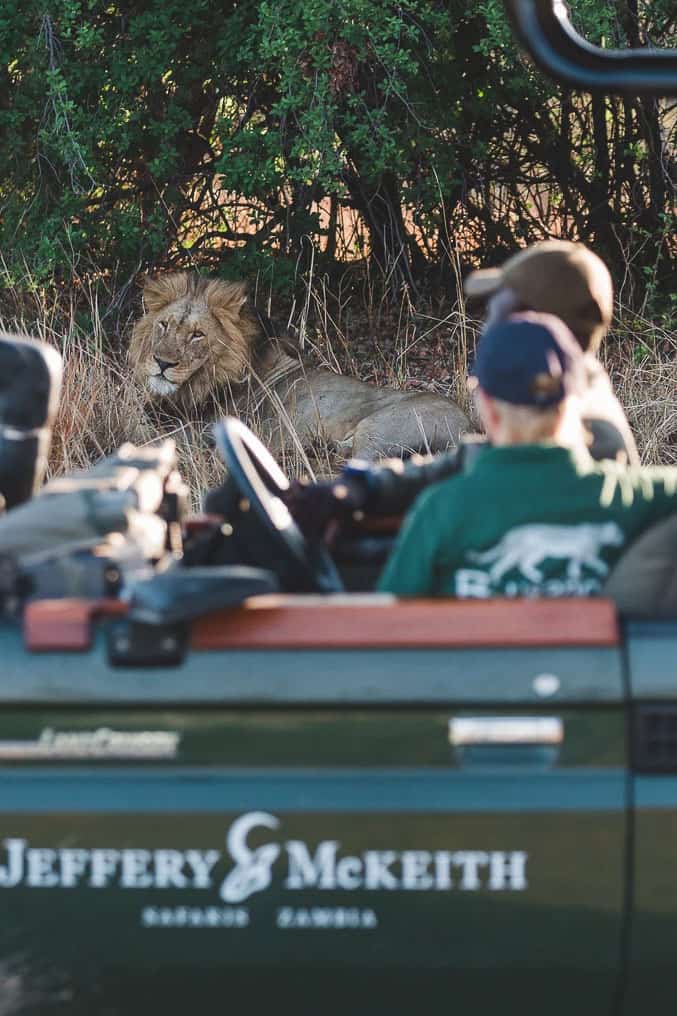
603;309;677;465
0;260;675;506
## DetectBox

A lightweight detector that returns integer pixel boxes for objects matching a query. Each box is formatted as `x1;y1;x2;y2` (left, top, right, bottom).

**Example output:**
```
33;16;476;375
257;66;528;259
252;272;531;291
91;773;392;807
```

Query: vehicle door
622;620;677;1013
0;597;628;1015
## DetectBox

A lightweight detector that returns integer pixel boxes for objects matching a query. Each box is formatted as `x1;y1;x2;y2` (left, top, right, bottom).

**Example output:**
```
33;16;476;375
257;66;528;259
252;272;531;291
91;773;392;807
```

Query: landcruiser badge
0;727;180;759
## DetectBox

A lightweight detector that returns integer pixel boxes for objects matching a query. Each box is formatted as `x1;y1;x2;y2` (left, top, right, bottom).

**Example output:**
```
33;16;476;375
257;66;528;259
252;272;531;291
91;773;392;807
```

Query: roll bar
504;0;677;96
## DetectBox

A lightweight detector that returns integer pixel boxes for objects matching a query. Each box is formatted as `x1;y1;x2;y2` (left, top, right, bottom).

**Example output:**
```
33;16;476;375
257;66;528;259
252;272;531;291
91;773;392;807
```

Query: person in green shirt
282;241;639;538
377;313;677;599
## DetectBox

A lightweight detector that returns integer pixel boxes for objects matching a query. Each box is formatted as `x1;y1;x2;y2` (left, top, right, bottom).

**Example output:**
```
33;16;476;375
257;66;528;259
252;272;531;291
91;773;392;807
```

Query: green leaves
0;0;673;298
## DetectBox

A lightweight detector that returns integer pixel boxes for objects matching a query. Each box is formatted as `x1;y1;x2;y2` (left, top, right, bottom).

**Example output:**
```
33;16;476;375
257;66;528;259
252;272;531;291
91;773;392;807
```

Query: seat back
0;333;62;511
603;515;677;618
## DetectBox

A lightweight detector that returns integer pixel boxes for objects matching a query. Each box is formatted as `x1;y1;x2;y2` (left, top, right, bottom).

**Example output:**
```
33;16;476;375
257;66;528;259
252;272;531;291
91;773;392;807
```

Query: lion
128;272;469;459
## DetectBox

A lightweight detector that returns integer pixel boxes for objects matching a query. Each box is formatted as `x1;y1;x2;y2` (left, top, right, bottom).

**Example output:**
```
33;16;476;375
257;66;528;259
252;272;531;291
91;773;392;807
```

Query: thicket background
0;0;675;480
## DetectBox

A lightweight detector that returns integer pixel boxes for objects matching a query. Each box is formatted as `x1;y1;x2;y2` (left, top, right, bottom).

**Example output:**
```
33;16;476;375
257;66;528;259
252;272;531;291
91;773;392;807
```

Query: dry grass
603;308;677;466
0;263;674;507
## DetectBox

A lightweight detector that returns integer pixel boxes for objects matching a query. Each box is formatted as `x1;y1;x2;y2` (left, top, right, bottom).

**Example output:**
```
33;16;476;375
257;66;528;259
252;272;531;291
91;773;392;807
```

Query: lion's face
146;296;215;397
129;273;261;405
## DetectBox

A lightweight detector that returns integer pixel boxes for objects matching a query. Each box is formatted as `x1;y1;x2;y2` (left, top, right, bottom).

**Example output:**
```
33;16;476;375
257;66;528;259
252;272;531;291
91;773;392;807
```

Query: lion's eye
158;320;168;331
191;331;205;342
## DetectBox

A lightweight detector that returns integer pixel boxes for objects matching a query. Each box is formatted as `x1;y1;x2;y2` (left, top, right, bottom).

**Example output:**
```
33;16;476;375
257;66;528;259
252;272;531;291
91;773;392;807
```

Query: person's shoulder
595;457;677;496
581;355;624;413
581;356;625;415
582;353;612;385
580;353;640;466
410;465;473;514
630;463;677;488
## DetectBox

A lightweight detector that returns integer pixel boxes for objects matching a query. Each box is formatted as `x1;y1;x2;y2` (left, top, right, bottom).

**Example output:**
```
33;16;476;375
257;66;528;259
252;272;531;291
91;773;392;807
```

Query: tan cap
464;241;613;352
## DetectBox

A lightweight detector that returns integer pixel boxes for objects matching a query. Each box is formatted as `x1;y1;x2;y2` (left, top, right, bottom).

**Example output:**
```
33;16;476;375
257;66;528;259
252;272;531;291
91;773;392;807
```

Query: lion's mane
129;271;469;459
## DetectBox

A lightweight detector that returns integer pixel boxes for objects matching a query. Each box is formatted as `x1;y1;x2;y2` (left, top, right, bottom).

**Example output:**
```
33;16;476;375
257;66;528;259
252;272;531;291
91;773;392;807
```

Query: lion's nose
154;357;179;373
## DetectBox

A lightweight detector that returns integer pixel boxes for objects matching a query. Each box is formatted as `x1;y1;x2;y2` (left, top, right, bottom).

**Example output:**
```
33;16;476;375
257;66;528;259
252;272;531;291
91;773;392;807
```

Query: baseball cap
464;241;613;352
472;312;585;408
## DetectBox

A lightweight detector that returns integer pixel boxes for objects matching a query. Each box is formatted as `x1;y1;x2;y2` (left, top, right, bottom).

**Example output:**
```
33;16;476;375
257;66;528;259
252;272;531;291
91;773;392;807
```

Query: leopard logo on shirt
456;521;624;597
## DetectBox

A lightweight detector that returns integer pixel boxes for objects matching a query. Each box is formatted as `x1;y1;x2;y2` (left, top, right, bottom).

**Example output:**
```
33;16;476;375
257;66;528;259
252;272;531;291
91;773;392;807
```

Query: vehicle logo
0;727;180;760
0;812;528;904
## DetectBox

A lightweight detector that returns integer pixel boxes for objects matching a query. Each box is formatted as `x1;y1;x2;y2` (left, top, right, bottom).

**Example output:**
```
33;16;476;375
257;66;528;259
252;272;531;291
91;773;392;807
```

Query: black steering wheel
213;418;343;593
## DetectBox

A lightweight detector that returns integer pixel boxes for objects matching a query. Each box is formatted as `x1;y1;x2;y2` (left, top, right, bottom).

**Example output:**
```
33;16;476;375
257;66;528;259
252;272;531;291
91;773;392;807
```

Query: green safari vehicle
1;415;677;1016
1;3;676;1013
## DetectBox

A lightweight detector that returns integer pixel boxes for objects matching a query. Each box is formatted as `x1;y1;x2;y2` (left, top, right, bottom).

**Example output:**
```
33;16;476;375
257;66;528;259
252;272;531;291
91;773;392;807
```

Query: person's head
471;313;585;447
464;241;613;354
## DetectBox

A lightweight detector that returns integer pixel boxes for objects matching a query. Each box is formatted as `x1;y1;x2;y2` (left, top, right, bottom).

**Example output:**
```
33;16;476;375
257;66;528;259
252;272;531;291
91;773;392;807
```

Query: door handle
449;716;563;768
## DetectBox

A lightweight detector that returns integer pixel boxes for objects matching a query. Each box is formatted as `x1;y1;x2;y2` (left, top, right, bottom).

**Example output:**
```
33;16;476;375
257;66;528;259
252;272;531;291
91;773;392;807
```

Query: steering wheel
213;418;343;593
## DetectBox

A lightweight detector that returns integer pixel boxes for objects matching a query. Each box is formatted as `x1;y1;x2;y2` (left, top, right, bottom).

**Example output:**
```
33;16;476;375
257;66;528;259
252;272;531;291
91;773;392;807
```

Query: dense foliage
0;0;675;302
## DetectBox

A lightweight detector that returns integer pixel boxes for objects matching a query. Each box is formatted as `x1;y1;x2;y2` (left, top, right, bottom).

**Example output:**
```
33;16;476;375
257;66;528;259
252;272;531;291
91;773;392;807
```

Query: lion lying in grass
128;273;468;459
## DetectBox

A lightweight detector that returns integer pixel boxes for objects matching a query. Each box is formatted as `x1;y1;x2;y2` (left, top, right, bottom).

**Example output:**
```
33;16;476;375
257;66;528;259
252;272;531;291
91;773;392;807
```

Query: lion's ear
203;279;248;318
142;273;190;313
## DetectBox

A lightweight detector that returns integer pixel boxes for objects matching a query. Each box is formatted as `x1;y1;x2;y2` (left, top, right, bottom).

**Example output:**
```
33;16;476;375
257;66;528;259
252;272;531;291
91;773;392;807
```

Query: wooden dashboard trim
23;598;128;652
191;596;619;649
22;595;619;652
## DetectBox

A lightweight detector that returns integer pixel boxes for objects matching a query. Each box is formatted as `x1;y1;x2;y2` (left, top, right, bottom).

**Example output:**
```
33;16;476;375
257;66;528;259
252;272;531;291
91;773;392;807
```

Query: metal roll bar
504;0;677;96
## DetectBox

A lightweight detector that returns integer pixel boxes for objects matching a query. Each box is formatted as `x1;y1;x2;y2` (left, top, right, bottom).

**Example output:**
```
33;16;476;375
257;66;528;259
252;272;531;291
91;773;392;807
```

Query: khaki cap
464;241;613;351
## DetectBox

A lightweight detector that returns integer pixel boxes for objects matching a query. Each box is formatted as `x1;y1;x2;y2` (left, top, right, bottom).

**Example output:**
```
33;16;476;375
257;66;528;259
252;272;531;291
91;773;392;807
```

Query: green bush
0;0;674;299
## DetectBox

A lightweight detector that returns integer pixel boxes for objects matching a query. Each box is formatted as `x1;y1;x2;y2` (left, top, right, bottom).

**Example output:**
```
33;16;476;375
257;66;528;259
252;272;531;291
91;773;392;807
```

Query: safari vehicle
1;4;676;1015
1;417;676;1016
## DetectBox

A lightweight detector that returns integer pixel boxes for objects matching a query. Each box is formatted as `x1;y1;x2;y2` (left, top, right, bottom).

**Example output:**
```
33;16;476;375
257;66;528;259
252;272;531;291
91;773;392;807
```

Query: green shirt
377;444;677;598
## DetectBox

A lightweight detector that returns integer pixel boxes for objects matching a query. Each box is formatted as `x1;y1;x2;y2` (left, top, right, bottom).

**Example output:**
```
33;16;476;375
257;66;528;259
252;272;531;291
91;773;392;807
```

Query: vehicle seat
126;565;279;624
602;515;677;617
0;333;62;511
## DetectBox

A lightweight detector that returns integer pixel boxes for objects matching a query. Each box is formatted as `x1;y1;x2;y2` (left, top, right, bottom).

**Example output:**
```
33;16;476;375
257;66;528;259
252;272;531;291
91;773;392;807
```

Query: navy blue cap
471;312;584;407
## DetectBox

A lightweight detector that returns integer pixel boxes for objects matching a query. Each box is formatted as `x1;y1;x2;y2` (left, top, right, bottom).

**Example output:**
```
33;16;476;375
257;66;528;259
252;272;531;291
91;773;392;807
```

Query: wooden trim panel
23;598;128;652
192;597;619;649
22;595;619;653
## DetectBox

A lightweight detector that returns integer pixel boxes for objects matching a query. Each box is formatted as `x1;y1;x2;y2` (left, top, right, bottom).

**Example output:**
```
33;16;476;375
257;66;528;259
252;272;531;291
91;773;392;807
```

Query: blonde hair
488;395;587;451
493;399;561;440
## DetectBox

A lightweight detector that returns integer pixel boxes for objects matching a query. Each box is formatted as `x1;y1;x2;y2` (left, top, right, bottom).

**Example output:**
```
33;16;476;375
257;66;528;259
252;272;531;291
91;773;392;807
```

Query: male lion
128;272;469;459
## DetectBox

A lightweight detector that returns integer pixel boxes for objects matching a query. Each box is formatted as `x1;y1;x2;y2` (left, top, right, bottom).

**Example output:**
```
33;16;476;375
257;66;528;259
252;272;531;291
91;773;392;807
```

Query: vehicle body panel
0;602;631;1013
622;623;677;1013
